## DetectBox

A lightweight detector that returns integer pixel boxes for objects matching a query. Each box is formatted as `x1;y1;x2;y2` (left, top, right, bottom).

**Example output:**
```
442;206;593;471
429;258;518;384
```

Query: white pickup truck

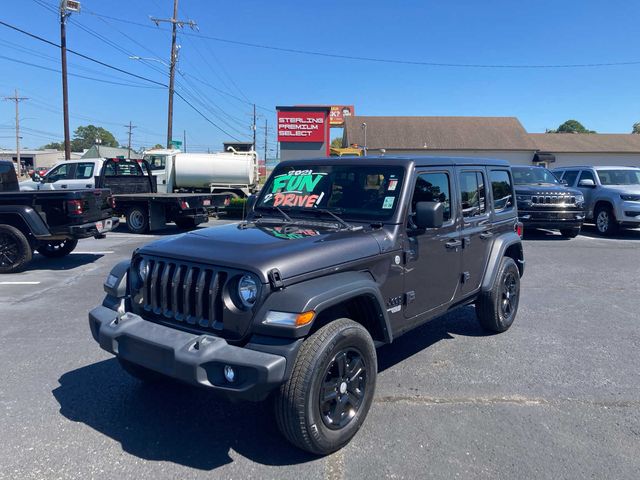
21;158;229;233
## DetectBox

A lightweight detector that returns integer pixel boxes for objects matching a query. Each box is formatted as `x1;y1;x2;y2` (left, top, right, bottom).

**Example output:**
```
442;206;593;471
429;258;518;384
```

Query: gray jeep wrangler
89;157;524;455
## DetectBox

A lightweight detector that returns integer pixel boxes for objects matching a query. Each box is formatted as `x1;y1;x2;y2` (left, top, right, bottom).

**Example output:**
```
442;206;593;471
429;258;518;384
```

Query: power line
0;54;162;88
0;19;239;140
77;8;640;69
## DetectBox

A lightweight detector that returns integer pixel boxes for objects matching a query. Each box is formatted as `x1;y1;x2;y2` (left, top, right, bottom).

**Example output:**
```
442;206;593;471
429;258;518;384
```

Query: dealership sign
277;111;326;143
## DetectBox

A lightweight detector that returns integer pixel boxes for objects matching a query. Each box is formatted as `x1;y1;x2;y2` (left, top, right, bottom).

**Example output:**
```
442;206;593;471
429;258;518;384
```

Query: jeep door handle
60;184;68;189
445;239;463;249
479;230;494;240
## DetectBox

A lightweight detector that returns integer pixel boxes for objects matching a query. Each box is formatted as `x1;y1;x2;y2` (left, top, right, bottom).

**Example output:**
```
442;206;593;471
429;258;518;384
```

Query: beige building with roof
342;116;640;168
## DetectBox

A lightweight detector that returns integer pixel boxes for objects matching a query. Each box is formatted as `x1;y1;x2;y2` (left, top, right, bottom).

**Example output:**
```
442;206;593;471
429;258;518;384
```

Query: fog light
224;365;235;383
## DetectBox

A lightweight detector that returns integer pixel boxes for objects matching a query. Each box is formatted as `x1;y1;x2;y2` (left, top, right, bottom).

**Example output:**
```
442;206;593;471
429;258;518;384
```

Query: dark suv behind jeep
512;165;585;238
88;157;524;455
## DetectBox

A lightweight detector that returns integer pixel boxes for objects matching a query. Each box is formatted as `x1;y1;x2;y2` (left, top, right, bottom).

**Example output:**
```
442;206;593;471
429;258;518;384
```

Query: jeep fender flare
0;206;51;239
252;271;392;343
481;231;524;292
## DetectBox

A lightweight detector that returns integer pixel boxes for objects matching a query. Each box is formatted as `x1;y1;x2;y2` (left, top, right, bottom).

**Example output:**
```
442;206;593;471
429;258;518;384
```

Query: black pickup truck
0;160;118;273
95;158;229;234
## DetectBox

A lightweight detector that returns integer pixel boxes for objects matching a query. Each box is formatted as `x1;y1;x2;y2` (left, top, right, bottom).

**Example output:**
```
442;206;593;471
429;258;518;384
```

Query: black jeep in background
512;165;585;238
88;157;524;455
0;160;118;273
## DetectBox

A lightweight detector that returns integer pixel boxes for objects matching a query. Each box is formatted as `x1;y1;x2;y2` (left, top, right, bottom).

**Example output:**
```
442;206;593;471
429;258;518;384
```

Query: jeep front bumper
89;305;287;401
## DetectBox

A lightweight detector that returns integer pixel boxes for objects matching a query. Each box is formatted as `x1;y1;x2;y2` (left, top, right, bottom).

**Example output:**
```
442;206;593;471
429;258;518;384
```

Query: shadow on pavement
579;224;640;240
28;253;105;271
53;358;316;470
378;305;490;372
53;306;488;470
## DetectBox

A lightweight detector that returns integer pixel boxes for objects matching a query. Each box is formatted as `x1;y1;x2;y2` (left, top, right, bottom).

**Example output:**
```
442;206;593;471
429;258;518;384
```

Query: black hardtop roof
277;156;510;169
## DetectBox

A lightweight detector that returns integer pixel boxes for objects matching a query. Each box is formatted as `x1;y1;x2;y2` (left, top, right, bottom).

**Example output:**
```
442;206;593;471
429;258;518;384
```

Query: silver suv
552;166;640;235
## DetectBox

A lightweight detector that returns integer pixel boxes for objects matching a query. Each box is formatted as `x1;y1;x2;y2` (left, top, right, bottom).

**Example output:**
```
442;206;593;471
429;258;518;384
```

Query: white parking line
71;251;114;255
0;281;41;285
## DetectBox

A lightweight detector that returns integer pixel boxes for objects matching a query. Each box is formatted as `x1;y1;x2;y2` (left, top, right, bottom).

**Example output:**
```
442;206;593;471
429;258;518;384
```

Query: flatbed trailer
96;159;229;233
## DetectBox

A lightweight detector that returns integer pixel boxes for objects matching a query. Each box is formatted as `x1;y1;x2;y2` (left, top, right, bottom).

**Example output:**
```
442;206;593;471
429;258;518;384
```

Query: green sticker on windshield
382;196;395;209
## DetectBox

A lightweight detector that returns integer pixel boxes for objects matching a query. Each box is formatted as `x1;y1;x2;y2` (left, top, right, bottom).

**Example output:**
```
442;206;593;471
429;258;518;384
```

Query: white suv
552;166;640;235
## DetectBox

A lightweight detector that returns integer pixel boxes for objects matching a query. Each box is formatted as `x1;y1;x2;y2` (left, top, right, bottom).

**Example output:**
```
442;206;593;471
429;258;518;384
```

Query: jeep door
403;168;462;319
456;168;492;295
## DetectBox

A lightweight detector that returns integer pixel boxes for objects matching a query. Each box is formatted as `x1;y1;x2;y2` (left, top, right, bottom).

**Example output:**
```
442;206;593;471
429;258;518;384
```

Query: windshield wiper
259;205;293;223
313;208;361;231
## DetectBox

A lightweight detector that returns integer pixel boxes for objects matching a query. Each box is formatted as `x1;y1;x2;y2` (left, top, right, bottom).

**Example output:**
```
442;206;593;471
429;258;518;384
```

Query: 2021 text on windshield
256;164;405;221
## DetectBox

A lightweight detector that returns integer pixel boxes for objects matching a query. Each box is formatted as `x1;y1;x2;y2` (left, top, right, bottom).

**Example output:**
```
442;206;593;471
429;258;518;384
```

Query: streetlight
361;122;367;156
129;56;170;68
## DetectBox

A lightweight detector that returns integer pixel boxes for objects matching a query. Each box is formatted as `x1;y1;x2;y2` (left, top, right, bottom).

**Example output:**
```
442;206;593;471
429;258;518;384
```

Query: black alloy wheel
319;348;367;430
499;270;519;323
0;224;32;273
475;256;520;333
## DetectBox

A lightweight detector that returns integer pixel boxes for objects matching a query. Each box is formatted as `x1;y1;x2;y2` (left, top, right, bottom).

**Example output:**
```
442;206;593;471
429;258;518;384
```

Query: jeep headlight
237;274;258;308
621;194;640;201
516;194;532;206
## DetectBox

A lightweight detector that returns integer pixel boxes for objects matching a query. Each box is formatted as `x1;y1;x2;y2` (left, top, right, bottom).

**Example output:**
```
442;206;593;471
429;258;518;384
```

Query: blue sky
1;0;639;154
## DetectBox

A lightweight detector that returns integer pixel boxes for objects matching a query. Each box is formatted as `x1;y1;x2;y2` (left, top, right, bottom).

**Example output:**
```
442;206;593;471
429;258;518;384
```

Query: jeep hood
137;222;383;283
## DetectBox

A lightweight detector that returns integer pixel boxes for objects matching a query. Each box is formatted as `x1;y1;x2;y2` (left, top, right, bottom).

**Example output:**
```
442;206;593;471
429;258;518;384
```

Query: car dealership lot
1;222;639;479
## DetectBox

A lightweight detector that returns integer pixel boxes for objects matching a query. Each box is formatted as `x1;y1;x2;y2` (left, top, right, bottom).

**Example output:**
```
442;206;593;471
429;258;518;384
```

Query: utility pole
150;0;197;149
59;0;80;160
183;129;186;152
263;119;268;162
252;103;257;152
125;121;136;159
3;90;28;176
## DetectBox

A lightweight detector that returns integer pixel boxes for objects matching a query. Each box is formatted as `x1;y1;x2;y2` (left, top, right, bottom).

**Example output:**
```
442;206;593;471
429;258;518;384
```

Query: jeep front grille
138;258;228;331
531;195;576;205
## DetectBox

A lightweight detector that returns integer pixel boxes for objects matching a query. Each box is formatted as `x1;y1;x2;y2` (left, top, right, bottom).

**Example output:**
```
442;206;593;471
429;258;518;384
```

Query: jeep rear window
257;164;405;221
489;170;514;212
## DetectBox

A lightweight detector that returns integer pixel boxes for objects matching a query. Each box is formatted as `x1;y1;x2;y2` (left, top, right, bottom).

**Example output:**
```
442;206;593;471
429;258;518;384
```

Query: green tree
547;120;596;134
632;122;640;134
70;124;119;151
152;143;164;149
330;137;343;149
41;142;63;150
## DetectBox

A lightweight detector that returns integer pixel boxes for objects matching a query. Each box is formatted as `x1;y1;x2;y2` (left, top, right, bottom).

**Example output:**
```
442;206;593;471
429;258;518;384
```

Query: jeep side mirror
415;201;444;229
246;194;257;211
578;179;596;188
560;179;568;186
30;172;41;182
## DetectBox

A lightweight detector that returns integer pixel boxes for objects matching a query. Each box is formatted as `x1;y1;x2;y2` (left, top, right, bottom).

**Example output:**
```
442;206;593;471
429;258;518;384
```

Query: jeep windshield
596;169;640;186
256;164;405;221
512;166;560;185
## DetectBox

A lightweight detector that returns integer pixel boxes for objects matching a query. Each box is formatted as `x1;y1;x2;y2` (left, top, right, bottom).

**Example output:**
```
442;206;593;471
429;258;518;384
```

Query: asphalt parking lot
1;221;639;479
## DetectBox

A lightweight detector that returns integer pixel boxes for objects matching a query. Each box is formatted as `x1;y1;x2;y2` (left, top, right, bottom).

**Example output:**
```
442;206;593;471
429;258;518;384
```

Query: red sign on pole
277;111;326;143
329;105;354;126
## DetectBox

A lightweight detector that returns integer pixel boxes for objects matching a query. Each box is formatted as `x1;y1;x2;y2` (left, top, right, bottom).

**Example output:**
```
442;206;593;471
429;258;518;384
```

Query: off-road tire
559;228;580;239
118;358;167;383
0;224;32;274
476;256;520;333
274;318;377;455
174;217;198;230
594;204;617;236
36;238;78;258
126;206;149;234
